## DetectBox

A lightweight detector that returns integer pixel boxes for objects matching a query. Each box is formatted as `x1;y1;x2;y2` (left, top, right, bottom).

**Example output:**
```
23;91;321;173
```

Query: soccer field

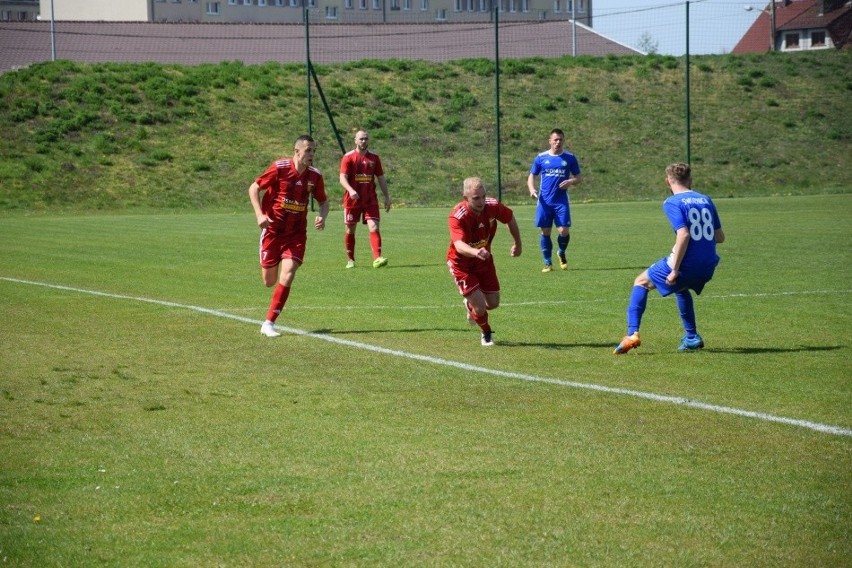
1;194;849;565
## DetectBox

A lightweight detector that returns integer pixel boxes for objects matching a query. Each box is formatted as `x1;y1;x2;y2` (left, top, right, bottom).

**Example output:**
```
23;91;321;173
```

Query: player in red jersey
447;177;522;346
339;129;391;269
248;135;329;338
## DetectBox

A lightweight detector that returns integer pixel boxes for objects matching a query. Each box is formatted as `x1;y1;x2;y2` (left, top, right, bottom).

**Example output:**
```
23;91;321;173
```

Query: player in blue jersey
614;163;725;354
527;128;582;272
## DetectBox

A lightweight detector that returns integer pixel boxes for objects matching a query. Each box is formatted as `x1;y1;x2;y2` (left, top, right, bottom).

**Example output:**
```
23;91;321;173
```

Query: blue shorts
647;257;716;297
535;201;571;229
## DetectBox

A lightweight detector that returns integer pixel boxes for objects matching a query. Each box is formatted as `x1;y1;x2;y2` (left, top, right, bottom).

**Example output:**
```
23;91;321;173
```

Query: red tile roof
783;1;852;31
733;0;852;53
0;20;640;73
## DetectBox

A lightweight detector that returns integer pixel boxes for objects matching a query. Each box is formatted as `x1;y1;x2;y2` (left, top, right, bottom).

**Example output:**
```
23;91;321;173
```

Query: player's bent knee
633;271;652;288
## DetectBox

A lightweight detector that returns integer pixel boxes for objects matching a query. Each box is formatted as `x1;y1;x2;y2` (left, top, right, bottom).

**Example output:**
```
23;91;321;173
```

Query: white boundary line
3;276;850;438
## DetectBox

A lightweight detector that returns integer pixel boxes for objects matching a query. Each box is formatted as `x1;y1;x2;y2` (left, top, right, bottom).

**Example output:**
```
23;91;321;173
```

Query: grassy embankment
0;49;850;212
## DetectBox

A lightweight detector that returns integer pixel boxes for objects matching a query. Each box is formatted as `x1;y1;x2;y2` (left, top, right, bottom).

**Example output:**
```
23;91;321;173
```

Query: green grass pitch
0;194;849;565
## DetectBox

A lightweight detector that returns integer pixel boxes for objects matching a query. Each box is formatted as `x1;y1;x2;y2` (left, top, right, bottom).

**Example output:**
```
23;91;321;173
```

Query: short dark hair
550;128;564;138
295;134;315;146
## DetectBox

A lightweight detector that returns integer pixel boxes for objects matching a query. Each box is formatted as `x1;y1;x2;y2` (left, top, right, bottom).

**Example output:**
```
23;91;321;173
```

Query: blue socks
626;287;698;338
540;234;553;264
557;234;569;257
675;290;697;337
627;285;648;335
541;234;570;264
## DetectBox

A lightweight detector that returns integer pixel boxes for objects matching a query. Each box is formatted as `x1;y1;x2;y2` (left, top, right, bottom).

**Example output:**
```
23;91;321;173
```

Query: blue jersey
663;190;722;274
530;151;581;205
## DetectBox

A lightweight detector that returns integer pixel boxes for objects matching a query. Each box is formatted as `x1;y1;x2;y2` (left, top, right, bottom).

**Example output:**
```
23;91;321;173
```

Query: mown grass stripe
4;275;850;438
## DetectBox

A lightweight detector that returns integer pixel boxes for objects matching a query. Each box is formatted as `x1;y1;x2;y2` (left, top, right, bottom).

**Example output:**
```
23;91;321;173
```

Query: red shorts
344;202;380;225
259;229;306;268
447;259;500;297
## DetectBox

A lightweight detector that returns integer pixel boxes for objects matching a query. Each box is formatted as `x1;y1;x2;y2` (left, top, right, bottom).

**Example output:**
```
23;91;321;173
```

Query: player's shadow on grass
713;345;842;354
376;262;447;270
574;265;648;272
502;344;843;353
312;327;459;335
498;340;613;350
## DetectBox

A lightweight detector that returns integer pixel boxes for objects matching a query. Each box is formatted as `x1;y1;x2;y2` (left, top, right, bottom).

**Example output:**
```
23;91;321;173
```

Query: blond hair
665;163;691;185
463;176;485;196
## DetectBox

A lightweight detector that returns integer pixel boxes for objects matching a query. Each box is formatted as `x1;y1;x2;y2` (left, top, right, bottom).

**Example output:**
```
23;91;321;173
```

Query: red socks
347;231;383;260
344;233;356;261
370;231;382;259
266;284;291;322
466;301;490;331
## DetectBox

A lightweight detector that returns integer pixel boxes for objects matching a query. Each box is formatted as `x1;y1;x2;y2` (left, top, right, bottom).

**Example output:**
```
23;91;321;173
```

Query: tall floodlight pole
494;4;502;201
768;0;776;52
304;4;312;136
304;4;314;210
571;0;576;57
50;0;56;61
685;1;691;164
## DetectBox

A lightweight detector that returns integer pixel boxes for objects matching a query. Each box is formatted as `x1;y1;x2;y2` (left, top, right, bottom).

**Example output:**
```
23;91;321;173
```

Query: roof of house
779;0;852;31
0;20;640;74
733;0;852;53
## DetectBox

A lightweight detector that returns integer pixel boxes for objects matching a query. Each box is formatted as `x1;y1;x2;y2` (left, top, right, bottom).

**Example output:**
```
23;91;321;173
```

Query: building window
390;0;400;9
564;0;584;12
811;30;826;47
325;5;337;18
420;0;428;11
206;2;221;13
289;0;299;6
553;0;560;13
359;0;366;9
784;32;800;50
258;0;266;5
344;0;353;8
454;0;461;11
522;0;528;12
435;7;446;19
228;0;236;4
243;0;252;5
373;0;380;9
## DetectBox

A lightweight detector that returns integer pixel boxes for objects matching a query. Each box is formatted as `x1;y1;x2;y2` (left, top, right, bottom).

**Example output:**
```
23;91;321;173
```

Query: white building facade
33;0;592;24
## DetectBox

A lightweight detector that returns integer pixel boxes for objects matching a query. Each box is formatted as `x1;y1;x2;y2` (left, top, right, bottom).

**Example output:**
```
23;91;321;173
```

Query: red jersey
446;198;514;271
340;150;384;208
255;158;326;237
